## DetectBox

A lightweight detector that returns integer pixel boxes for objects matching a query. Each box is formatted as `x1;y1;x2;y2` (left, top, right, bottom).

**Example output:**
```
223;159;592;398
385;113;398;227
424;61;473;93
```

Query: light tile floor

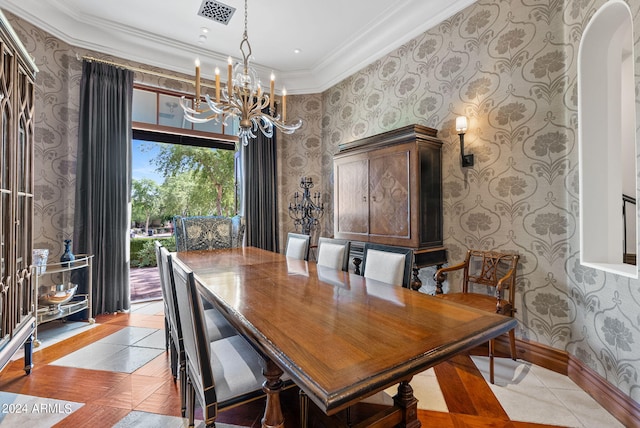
50;325;165;373
2;300;625;428
472;356;624;428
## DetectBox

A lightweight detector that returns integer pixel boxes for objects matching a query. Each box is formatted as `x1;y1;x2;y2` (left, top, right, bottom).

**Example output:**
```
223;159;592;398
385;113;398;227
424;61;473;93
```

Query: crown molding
2;0;476;94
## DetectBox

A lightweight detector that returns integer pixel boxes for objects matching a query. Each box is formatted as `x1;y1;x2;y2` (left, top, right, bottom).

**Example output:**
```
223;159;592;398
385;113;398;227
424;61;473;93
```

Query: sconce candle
456;115;474;168
455;116;468;133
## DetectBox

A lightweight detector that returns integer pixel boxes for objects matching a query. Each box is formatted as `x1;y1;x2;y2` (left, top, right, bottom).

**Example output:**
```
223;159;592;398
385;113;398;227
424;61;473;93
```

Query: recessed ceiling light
293;48;301;54
198;34;207;44
201;27;209;33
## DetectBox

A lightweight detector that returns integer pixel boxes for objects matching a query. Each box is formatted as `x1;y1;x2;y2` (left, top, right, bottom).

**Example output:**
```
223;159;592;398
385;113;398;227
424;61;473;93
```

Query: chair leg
180;363;187;417
509;328;517;360
489;339;495;384
299;389;308;428
169;339;178;380
187;375;196;427
164;316;170;352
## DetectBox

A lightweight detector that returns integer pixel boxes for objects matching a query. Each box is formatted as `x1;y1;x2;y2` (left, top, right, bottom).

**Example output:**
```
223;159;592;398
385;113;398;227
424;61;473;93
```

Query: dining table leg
394;379;421;428
261;358;285;428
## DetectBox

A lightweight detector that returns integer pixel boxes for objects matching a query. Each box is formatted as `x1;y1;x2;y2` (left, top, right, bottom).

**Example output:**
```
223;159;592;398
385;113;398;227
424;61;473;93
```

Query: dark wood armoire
333;124;447;289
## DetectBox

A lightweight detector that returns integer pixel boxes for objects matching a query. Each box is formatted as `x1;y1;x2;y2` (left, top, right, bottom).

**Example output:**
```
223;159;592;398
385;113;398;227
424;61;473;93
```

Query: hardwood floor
0;305;604;427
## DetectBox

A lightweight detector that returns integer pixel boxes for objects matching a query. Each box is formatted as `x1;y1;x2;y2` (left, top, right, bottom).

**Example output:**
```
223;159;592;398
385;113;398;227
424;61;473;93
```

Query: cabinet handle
371;196;377;202
362;196;367;202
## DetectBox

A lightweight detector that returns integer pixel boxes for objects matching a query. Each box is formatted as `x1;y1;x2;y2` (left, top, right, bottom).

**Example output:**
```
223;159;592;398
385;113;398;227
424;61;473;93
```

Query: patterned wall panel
297;0;637;402
278;93;323;247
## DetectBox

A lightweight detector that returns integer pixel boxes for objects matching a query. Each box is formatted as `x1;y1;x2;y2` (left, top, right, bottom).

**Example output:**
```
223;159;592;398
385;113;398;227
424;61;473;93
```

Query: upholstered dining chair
156;244;238;416
174;215;245;251
171;256;268;427
361;243;414;288
316;237;351;271
154;241;172;355
285;232;311;260
434;249;520;384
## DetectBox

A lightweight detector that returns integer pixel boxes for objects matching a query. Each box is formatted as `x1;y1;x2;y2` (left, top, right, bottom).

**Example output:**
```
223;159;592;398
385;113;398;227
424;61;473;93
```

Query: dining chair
171;255;268;427
316;237;351;271
361;243;414;288
158;245;238;416
154;241;172;355
285;232;311;260
174;215;245;251
434;249;520;384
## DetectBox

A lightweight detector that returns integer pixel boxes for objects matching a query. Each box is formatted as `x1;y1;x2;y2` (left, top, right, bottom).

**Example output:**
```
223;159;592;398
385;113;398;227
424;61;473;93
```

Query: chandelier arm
184;112;222;124
251;115;273;135
179;96;202;115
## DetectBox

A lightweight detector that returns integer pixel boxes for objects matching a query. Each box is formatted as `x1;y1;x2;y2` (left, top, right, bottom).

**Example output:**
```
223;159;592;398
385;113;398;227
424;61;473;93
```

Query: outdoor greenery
130;236;176;268
131;178;159;233
131;143;236;229
130;142;236;269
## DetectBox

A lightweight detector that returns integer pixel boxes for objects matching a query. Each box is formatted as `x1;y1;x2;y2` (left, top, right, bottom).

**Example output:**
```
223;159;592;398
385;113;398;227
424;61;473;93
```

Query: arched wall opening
578;0;637;278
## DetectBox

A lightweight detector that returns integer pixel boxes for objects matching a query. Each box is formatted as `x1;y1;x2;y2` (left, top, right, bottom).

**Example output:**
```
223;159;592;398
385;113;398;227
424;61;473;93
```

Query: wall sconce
456;116;474;168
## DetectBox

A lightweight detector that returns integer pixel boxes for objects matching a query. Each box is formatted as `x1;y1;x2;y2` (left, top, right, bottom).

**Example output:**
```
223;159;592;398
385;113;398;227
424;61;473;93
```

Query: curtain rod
81;55;202;87
80;55;281;99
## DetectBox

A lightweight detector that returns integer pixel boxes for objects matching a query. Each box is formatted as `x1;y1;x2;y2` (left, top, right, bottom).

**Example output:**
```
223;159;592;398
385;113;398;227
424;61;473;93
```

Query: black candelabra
288;177;325;235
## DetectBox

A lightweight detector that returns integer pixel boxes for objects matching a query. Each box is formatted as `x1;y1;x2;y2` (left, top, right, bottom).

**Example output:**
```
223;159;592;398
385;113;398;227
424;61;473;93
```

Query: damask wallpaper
6;0;640;406
280;0;640;404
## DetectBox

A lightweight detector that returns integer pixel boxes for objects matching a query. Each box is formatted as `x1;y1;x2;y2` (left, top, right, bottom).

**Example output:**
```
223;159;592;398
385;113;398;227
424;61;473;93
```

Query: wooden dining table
175;247;517;428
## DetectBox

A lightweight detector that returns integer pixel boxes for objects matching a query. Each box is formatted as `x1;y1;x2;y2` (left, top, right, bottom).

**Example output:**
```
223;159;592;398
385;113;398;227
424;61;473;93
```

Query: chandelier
180;0;302;146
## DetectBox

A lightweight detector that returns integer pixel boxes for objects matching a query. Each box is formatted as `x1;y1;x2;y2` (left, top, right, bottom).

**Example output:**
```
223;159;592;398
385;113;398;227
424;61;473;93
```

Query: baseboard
568;355;640;427
493;336;640;427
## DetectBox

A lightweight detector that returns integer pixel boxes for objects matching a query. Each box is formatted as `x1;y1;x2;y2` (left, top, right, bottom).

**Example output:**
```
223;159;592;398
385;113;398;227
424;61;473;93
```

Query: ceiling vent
198;0;236;25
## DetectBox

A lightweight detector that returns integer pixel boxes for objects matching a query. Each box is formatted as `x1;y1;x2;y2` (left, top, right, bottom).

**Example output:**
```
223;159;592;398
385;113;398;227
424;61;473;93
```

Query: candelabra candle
288;177;325;235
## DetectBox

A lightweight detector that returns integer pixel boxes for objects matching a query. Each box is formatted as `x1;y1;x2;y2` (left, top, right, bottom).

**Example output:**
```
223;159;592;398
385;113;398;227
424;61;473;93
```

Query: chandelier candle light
180;0;302;146
288;177;325;236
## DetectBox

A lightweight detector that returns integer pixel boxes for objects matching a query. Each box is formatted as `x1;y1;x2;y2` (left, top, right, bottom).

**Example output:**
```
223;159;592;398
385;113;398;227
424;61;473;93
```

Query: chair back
155;241;171;319
230;215;246;247
285;232;311;260
316;237;351;271
158;246;182;345
171;256;218;411
461;249;519;316
361;243;413;288
174;215;245;251
173;216;187;251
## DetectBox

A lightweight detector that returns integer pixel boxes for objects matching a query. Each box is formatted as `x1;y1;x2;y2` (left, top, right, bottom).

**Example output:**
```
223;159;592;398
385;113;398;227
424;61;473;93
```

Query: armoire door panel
368;149;410;239
335;157;369;237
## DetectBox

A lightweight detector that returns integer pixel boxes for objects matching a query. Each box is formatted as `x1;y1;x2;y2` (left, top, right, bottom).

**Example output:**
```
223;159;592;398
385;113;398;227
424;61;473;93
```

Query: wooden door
368;145;411;241
334;156;369;239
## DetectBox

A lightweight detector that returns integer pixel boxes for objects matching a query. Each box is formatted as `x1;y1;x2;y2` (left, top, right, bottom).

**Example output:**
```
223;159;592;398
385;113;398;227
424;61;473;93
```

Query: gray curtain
74;61;133;314
245;131;279;252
